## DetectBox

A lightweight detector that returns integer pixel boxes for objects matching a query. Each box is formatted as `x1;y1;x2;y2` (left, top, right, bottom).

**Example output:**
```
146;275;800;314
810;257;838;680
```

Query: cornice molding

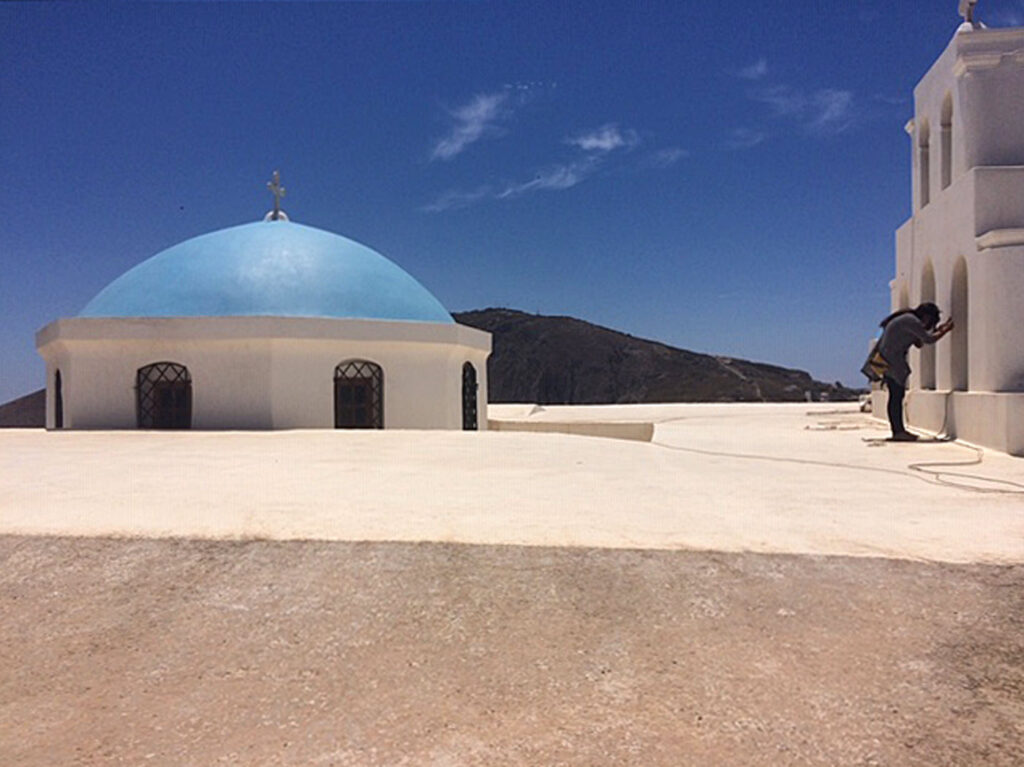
976;228;1024;249
954;47;1024;76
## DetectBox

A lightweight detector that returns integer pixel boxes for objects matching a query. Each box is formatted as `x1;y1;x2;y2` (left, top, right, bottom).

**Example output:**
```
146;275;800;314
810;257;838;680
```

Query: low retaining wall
488;419;655;443
871;387;1024;456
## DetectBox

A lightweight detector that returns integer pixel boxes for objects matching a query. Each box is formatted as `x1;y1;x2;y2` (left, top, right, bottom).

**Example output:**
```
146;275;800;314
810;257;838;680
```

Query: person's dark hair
913;302;941;330
880;303;941;330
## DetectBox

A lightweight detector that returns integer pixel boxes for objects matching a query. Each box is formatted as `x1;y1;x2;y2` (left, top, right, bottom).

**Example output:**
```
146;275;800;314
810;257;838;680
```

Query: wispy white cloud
420;185;494;213
565;123;640;153
430;92;510;161
807;89;854;135
498;157;601;198
643;147;690;168
502;80;558;93
750;84;805;117
736;58;768;80
724;128;766;150
422;156;604;212
747;83;855;136
424;110;677;212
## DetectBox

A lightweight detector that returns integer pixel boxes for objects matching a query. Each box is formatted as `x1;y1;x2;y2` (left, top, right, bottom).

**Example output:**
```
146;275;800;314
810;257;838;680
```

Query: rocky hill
454;308;859;404
0;389;44;427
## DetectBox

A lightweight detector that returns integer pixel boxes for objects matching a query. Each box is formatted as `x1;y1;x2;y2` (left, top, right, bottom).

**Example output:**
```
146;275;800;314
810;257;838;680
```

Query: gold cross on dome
267;170;286;220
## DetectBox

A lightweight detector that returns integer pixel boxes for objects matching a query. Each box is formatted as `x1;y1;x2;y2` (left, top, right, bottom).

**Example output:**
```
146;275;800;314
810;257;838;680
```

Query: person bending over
876;302;954;441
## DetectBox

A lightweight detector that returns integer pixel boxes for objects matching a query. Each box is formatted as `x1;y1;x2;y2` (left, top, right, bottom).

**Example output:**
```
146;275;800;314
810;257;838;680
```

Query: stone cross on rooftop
266;170;287;221
959;0;978;25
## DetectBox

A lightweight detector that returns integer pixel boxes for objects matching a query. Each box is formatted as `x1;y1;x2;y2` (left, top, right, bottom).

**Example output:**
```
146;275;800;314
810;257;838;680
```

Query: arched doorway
462;362;478;431
920;261;936;390
54;369;63;429
136;362;192;429
951;258;969;391
334;360;383;429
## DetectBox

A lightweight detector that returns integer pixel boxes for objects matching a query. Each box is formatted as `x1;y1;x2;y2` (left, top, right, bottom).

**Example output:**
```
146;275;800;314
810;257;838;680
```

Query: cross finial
266;170;287;221
959;0;978;25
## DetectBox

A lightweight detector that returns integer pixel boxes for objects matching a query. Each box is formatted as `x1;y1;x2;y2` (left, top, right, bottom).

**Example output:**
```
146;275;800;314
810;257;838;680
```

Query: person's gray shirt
877;313;938;386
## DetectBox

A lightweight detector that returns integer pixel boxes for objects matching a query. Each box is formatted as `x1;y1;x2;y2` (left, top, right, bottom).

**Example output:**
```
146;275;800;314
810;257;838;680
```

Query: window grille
462;362;478;431
334;360;383;429
136;362;192;429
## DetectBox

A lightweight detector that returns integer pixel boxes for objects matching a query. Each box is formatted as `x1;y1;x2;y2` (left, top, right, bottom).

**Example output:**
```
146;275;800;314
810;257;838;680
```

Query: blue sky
3;0;1024;402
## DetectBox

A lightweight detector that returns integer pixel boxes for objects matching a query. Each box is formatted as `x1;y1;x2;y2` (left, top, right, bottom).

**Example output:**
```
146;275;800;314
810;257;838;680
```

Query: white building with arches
36;202;490;431
881;20;1024;455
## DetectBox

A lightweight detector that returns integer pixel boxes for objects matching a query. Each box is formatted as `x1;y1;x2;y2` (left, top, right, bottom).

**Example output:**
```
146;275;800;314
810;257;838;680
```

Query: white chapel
36;176;491;431
877;11;1024;456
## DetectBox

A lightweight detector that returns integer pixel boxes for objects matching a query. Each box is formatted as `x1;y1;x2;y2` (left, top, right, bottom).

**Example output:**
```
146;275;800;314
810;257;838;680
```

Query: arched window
918;119;931;209
334;360;383;429
951;258;969;391
462;362;478;431
54;369;63;429
919;262;936;390
136;362;192;429
940;93;953;190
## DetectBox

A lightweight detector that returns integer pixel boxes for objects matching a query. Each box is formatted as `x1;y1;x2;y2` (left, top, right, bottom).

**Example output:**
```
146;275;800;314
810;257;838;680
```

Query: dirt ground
1;536;1022;766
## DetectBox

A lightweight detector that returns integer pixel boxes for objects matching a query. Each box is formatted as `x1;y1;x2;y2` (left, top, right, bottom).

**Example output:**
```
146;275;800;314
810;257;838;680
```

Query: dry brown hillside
0;389;44;428
455;308;859;404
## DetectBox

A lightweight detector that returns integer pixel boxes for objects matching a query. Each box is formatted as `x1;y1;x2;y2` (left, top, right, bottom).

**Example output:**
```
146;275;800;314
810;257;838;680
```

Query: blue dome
79;221;453;324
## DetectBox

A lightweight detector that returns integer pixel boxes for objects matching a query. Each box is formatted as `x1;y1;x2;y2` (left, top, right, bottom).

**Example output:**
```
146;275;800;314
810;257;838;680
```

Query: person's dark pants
884;375;906;435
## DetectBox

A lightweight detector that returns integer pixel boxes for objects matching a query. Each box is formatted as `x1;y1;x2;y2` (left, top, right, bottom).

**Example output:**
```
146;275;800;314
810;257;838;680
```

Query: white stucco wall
37;317;491;431
880;24;1024;454
909;27;1024;211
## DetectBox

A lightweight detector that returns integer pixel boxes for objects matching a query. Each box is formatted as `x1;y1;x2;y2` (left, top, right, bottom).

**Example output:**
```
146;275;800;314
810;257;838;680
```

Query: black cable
908;391;1024;493
650;414;1024;496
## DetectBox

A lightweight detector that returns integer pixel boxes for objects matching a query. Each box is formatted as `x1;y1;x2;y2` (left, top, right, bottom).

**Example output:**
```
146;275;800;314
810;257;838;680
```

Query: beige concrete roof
2;403;1022;564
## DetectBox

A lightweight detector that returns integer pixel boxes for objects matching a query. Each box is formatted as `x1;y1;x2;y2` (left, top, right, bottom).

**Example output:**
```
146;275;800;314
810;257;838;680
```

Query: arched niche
918;119;931;208
950;258;969;391
334;359;383;429
919;262;937;390
940;93;953;190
